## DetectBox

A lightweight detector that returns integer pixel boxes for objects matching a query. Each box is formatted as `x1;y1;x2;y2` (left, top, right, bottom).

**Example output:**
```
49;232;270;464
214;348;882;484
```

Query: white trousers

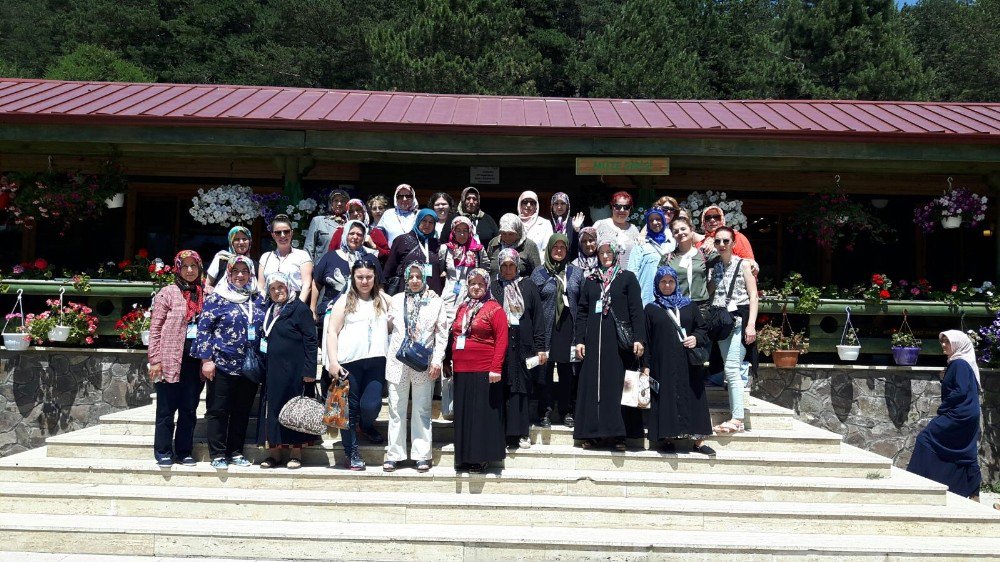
385;376;435;461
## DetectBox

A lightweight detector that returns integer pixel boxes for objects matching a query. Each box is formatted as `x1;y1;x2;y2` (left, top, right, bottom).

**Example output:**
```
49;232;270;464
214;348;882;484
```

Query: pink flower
84;337;93;344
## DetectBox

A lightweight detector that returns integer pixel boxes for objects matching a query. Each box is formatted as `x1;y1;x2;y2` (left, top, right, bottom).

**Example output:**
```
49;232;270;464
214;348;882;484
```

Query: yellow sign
575;157;670;176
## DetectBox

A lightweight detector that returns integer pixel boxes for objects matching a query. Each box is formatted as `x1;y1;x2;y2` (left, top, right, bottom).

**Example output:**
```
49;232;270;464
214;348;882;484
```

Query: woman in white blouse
257;214;313;304
384;262;449;472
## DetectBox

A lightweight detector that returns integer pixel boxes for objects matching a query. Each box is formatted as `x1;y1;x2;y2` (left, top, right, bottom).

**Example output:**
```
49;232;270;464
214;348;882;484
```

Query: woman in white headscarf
517;190;553;252
311;220;381;321
486;213;541;278
377;183;419;244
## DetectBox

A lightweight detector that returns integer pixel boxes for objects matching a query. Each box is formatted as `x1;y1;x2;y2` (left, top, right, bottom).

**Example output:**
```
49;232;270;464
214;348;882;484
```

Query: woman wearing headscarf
327;199;391;263
696;205;758;269
192;256;265;470
257;273;318;470
450;268;508;473
486;213;541;278
324;256;392;470
383;208;443;296
628;207;677;306
148;250;205;466
531;233;584;428
312;220;382;321
549;192;585;259
492;248;545;450
643;266;714;455
304;189;350;264
377;183;419;244
573;237;646;451
439;215;488;328
205;226;253;291
384;262;449;472
907;330;982;500
517;190;554;253
572;226;600;279
440;186;499;245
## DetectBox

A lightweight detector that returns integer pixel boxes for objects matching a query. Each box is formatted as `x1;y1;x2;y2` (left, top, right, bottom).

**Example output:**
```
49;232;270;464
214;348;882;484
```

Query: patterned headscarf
173;250;204;323
227;226;252;255
595;236;620;316
497;248;524;322
550;192;571;234
447;215;483;269
339;220;368;265
645;207;668;245
403;261;427;338
346;198;369;226
214;255;257;304
499;213;524;248
543;233;570;323
654;265;692;311
575;226;600;275
412;208;438;243
458;186;484;219
265;271;297;305
459;268;492;336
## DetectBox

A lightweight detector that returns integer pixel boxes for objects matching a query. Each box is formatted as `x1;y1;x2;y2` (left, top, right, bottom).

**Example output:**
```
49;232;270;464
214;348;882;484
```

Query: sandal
259;457;282;469
713;420;745;434
286;458;302;469
382;460;397;472
416;460;431;473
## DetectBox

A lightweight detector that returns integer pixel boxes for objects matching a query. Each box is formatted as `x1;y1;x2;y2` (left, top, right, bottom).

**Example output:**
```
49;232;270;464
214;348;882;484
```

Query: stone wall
753;364;999;483
0;348;152;456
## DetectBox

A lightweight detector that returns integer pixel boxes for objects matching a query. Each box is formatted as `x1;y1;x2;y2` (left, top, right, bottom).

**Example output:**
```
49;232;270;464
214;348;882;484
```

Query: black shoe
694;444;717;457
469;462;489;473
659;440;676;453
359;426;387;445
537;414;552;429
562;414;574;428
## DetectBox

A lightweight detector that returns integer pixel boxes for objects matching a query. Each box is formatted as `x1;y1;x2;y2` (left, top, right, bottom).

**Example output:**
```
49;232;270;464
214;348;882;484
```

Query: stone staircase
0;388;998;559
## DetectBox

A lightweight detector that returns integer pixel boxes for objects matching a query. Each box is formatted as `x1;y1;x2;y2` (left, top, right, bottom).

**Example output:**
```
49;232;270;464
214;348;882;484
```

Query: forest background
0;0;996;102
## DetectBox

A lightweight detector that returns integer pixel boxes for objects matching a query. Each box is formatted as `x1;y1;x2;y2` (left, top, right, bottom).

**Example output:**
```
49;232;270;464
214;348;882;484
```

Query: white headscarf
213;256;258;304
940;329;981;389
394;183;417;214
518;190;541;232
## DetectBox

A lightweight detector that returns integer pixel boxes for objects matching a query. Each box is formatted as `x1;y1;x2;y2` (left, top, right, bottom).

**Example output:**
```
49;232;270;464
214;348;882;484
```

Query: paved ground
984;490;999;509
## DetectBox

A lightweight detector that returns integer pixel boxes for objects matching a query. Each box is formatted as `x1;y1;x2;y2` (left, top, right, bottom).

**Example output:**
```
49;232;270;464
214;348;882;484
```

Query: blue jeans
716;317;746;420
340;356;386;454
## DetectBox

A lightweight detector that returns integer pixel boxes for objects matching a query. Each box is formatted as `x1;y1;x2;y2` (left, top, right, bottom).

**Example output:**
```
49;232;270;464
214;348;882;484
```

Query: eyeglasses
714;238;733;246
370;206;385;212
273;229;291;236
613;204;632;211
704;214;722;221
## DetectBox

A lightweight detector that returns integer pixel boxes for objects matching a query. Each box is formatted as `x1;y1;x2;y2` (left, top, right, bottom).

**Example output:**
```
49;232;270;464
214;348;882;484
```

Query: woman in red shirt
450;268;508;473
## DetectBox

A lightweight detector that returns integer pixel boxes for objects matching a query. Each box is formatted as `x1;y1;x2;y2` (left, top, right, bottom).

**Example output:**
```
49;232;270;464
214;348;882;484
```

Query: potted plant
914;181;988;233
24;300;99;346
890;331;922;366
757;324;810;368
2;313;30;351
683;190;748;231
786;184;895;251
837;326;861;361
116;304;152;348
189;184;260;228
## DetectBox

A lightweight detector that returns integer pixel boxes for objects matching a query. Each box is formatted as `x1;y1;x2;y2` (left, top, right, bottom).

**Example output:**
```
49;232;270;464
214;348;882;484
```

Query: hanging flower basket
756;305;809;368
889;310;922;366
105;193;125;209
47;325;71;342
913;179;988;234
772;349;801;368
836;306;861;361
141;329;151;346
786;176;895;251
941;215;962;229
2;290;30;351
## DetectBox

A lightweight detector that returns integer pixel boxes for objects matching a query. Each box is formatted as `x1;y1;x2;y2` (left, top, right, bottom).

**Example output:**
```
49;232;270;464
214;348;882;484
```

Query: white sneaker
518;436;531;449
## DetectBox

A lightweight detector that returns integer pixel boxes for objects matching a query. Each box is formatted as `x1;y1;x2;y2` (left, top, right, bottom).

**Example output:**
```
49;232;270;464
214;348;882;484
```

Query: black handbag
704;258;743;342
608;306;634;352
241;343;265;384
665;309;709;367
395;297;432;371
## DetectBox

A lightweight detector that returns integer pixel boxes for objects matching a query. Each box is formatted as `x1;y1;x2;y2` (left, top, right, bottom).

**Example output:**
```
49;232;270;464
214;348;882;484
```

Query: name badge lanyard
665;307;686;341
240;301;256;340
261;306;281;348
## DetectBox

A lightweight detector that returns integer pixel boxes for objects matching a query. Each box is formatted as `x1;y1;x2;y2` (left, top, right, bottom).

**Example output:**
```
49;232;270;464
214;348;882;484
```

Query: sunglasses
273;229;291;236
664;207;678;214
397;193;413;199
714;238;733;246
370;206;385;212
613;204;632;211
521;200;537;206
704;214;722;221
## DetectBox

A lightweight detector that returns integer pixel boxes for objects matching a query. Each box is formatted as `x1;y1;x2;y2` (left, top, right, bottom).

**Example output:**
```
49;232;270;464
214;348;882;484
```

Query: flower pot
771;349;800;368
141;330;151;346
589;205;611;221
2;333;30;351
105;193;125;209
48;325;71;342
941;215;962;229
891;346;920;366
836;345;861;361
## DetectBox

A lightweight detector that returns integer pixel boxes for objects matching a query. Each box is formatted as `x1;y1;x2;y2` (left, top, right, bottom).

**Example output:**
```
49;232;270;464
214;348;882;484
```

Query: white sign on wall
470;166;500;185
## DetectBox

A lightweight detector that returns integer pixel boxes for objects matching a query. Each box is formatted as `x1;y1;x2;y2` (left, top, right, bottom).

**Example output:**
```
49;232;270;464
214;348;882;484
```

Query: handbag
241;344;265;384
395;297;432;371
278;383;327;435
608;307;634;352
704;258;743;342
323;369;351;430
621;368;651;409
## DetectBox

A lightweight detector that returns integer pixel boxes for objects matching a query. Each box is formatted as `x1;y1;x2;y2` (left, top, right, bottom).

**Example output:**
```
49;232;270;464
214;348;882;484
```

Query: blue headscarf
645;207;667;245
654;265;692;310
412;208;438;243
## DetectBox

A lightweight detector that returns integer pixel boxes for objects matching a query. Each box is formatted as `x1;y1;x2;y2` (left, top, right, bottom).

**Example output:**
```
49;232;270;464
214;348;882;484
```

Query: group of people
145;184;764;473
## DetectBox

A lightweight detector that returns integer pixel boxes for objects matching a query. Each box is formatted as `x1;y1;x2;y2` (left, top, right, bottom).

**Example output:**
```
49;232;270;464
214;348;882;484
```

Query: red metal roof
1;78;1000;142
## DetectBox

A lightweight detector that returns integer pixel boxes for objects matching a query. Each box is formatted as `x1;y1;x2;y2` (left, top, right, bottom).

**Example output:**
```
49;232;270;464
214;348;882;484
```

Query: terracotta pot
771;349;800;368
941;215;962;229
892;346;920;366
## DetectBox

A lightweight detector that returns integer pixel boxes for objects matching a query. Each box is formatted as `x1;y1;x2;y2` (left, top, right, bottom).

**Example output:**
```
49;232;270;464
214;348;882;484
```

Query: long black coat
257;298;318;447
383;231;443;296
491;278;545;395
573;270;646;440
643;302;712;441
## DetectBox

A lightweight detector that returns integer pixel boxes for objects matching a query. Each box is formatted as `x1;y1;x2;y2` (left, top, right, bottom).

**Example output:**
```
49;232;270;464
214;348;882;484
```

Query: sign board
470;166;500;184
575;157;670;176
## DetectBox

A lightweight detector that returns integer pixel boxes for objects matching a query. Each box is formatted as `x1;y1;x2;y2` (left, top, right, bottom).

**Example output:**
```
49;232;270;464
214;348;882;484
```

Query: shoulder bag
704;258;743;342
323;368;351;430
608;306;634;352
665;307;709;367
279;383;327;435
241;343;265;384
395;297;432;372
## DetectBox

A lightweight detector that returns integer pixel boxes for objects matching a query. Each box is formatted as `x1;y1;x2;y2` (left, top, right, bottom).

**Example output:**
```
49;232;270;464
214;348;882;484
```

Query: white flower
291;221;299;228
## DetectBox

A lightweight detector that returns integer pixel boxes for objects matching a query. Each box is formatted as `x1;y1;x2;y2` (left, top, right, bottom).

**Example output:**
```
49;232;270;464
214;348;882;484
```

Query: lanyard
418;239;429;262
238;301;254;324
262;305;281;338
664;307;684;342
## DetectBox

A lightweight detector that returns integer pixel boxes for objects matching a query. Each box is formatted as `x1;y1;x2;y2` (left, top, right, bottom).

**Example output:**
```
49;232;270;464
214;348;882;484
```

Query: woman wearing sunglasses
377;184;420;245
696;205;756;261
257;214;313;304
592;191;641;266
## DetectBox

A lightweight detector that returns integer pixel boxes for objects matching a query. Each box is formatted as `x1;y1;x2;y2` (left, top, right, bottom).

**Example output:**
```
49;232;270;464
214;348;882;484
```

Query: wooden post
275;155;316;203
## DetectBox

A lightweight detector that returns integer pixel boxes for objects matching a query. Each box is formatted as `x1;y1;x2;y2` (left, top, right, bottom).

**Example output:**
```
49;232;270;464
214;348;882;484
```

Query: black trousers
537;361;578;420
205;371;258;459
153;348;204;460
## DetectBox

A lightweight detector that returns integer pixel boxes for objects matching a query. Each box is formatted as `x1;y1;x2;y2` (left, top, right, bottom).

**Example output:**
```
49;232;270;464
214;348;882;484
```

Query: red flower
137;248;149;259
148;264;156;273
951;284;958;293
872;274;884;286
118;259;131;269
879;289;891;299
33;258;48;270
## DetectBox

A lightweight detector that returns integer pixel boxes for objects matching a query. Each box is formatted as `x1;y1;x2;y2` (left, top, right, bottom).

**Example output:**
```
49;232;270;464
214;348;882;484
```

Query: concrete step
42;426;888;477
0;450;944;505
1;513;998;560
1;482;996;537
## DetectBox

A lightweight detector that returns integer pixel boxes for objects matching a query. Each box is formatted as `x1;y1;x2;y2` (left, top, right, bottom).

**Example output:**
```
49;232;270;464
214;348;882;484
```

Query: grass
865;472;885;480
